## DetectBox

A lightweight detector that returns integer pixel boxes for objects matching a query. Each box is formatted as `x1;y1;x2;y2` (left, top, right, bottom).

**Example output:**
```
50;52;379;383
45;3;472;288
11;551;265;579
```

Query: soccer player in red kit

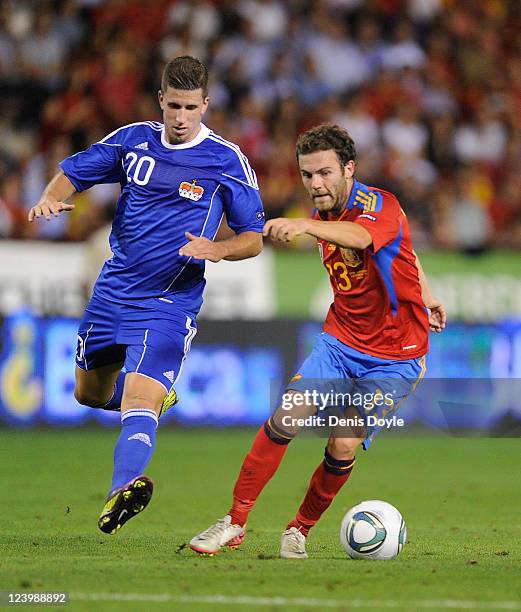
190;124;446;558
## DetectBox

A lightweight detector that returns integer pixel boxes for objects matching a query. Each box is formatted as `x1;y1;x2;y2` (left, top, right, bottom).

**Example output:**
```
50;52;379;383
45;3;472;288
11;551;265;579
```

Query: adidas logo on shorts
163;370;175;383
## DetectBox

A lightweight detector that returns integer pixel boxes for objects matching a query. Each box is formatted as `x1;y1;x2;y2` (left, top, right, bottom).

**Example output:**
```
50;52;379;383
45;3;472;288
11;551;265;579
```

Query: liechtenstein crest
179;179;204;201
340;248;362;267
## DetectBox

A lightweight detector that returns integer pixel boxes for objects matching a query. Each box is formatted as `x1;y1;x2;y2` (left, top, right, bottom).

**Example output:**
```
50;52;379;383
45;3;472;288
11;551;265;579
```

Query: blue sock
100;371;126;411
110;409;158;495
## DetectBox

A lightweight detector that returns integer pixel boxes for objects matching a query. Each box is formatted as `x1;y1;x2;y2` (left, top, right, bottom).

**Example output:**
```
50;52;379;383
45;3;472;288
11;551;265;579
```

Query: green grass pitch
1;428;520;611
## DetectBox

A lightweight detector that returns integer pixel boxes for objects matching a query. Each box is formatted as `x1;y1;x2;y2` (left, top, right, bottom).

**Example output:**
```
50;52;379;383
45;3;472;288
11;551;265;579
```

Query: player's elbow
74;388;102;408
252;236;263;256
247;232;263;257
349;226;372;250
355;235;373;250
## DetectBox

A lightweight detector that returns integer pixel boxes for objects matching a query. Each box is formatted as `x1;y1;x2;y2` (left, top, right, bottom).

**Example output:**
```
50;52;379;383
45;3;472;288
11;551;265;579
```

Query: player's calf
74;363;124;410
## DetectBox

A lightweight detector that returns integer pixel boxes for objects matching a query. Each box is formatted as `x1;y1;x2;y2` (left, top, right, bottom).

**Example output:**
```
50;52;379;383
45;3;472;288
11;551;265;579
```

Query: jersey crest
179;179;204;202
340;248;363;267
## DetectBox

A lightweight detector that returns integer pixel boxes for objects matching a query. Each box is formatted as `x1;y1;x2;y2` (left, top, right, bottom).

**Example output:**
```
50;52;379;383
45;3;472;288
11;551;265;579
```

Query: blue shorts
287;332;426;448
75;296;197;393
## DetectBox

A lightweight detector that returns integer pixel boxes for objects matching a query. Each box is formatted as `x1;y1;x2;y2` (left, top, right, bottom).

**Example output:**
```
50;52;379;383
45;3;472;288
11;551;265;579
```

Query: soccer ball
340;500;406;560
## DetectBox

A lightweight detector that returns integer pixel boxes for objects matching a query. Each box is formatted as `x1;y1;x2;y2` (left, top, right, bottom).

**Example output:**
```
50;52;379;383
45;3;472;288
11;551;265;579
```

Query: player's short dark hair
296;124;357;167
161;56;209;97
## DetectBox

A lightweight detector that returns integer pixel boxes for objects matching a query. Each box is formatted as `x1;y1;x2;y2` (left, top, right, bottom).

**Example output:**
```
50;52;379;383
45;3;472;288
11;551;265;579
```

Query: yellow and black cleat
159;388;178;417
98;475;153;535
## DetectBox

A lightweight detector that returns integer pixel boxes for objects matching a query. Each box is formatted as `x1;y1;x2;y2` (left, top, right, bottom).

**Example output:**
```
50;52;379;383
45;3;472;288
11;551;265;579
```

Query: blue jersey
60;122;265;318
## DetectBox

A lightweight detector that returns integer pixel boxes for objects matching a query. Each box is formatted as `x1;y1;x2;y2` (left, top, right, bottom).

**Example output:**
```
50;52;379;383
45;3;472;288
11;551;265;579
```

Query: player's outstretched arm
414;251;446;333
28;171;76;222
263;218;371;250
179;231;262;262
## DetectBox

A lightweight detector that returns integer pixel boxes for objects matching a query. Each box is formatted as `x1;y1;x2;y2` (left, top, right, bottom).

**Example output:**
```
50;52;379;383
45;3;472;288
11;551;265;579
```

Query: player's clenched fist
425;299;446;333
263;218;310;242
28;197;75;222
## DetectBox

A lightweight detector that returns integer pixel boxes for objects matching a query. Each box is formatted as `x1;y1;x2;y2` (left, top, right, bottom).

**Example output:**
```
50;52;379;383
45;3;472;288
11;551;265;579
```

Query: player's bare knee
327;436;362;460
121;373;165;415
122;394;162;415
74;386;104;408
272;390;315;437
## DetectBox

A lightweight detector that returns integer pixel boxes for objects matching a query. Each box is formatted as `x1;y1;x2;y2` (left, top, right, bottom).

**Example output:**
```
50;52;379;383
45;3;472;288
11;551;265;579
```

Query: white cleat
190;515;246;555
280;526;308;559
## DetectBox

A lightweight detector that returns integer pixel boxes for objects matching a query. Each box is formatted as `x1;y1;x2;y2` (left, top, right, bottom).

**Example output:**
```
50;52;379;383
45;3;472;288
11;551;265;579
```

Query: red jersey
316;179;429;360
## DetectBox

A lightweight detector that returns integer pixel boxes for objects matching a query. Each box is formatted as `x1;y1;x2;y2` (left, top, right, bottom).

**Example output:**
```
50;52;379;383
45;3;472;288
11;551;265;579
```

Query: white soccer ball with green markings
340;500;406;560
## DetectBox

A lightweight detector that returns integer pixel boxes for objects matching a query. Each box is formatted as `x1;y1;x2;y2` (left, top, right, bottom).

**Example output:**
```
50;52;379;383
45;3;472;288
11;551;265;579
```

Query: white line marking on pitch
71;593;521;609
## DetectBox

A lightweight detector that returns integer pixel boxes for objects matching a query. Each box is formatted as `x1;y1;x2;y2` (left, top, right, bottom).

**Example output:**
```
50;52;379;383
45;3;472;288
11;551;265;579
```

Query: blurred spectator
19;7;67;92
333;92;380;155
251;51;297;107
296;54;334;107
489;174;521;248
453;101;507;165
0;5;16;81
407;0;442;25
238;0;287;43
40;59;101;149
160;23;207;64
22;136;74;240
382;20;426;72
356;16;385;76
441;167;493;254
166;1;219;45
426;113;456;170
94;42;144;126
53;0;86;50
331;92;382;179
304;13;370;94
0;173;24;238
260;133;300;220
382;100;428;157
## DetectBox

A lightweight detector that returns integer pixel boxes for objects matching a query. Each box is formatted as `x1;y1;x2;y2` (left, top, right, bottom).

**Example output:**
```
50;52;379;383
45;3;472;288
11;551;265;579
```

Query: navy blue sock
110;409;158;495
100;371;126;411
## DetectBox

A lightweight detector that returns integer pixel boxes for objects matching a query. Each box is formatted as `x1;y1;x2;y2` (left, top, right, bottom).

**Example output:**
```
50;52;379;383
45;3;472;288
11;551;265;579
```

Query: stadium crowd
0;0;520;251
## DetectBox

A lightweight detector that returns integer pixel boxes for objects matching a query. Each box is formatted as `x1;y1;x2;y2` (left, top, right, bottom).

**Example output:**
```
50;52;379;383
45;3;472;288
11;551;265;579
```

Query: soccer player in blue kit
28;56;265;534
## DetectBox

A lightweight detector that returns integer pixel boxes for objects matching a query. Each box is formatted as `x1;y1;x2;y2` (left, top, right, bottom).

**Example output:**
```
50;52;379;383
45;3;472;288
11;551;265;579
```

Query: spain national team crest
340;248;362;267
179;179;204;202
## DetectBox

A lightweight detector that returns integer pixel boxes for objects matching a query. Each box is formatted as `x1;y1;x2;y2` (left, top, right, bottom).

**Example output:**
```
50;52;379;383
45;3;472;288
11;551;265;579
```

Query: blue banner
1;311;520;429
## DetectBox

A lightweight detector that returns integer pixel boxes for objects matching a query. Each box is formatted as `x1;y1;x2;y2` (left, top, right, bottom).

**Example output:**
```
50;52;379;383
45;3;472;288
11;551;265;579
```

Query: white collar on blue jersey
161;123;210;149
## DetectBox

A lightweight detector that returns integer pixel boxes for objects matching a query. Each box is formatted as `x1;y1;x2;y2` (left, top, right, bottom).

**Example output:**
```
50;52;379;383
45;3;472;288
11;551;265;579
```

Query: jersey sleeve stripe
222;172;260;190
250;166;259;189
208;134;258;189
208;134;254;186
98;121;162;144
240;151;258;189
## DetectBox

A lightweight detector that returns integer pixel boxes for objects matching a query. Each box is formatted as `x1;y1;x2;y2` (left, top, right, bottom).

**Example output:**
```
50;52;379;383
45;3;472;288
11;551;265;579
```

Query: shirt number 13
325;262;352;292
